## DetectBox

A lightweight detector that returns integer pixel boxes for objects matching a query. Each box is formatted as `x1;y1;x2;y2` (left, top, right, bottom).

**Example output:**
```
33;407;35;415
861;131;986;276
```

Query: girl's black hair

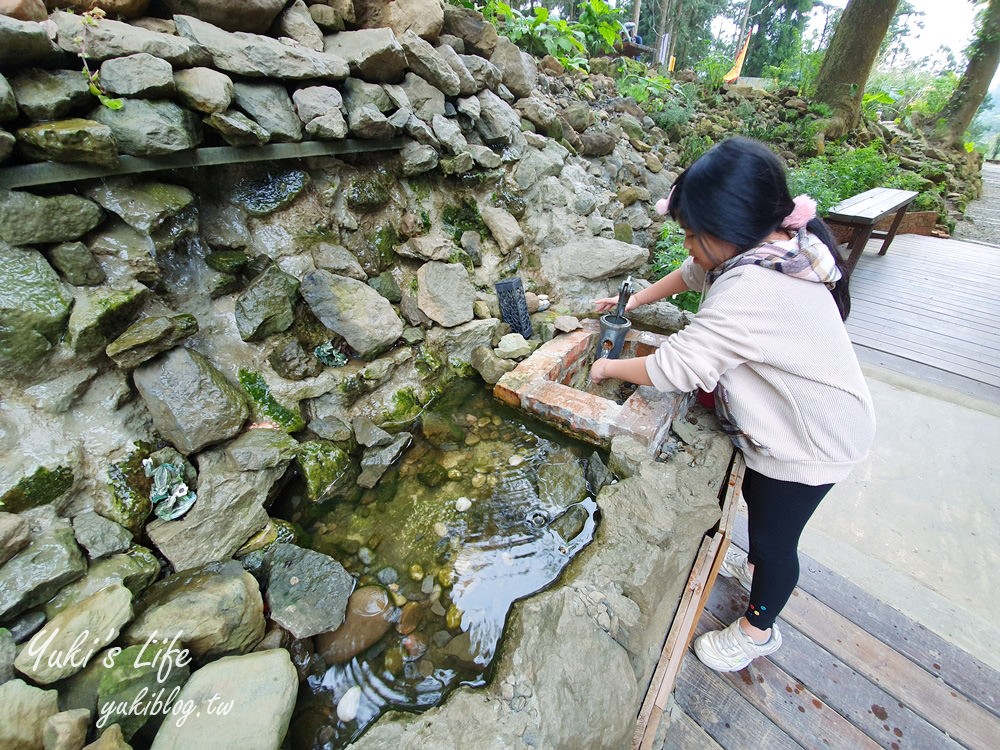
667;137;851;320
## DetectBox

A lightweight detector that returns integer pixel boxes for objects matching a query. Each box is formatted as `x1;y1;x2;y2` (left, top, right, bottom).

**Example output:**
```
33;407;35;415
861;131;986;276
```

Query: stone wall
0;2;717;749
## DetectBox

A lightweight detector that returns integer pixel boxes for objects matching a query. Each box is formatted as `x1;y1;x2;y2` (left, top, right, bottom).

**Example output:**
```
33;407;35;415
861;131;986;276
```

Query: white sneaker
719;546;753;590
694;618;782;672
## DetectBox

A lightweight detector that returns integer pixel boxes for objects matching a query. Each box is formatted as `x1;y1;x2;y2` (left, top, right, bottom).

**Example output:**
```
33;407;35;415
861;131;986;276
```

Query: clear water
285;386;602;749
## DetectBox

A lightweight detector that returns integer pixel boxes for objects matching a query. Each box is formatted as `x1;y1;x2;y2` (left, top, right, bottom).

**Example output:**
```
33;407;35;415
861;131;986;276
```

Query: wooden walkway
844;234;1000;402
664;519;1000;750
661;229;1000;749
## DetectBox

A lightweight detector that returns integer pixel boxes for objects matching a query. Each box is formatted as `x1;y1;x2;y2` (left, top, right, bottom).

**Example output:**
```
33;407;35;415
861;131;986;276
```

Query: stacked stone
0;3;704;748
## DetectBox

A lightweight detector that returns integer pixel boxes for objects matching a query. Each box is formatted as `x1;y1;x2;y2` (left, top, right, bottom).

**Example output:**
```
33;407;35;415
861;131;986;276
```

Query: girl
591;137;876;672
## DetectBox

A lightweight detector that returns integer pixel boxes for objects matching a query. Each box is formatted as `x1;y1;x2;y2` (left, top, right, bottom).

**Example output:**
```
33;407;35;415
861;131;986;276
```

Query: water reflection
289;389;601;748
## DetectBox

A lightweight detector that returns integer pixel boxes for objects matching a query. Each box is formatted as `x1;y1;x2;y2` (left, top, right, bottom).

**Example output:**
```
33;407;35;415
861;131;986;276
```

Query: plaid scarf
704;227;841;457
706;228;842;288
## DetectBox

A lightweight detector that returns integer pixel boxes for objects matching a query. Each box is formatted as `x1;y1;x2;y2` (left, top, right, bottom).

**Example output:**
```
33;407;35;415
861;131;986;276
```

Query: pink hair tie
654;185;675;216
782;194;817;230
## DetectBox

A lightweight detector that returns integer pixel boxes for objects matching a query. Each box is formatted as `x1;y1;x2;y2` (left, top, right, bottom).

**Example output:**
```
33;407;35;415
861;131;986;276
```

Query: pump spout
596;275;635;360
613;276;635;321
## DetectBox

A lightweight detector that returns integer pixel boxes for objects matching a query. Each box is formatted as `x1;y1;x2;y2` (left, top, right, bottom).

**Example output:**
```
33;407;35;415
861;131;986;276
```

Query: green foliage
480;0;625;70
763;37;824;96
651;225;701;313
677;133;714;168
693;51;732;90
442;198;487;243
75;8;124;110
788;144;895;214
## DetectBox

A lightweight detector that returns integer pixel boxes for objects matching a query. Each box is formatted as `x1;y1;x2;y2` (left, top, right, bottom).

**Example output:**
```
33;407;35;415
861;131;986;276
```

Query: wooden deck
664;518;1000;750
843;234;1000;401
661;232;1000;749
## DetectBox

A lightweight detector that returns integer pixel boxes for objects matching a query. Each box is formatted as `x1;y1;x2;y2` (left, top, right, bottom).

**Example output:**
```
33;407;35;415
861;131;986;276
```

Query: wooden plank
847;292;1000;330
693;610;884;750
706;577;969;750
659;707;725;750
779;588;1000;749
634;535;717;750
738;522;1000;719
674;656;805;750
828;189;917;223
845;318;1000;369
846;330;1000;385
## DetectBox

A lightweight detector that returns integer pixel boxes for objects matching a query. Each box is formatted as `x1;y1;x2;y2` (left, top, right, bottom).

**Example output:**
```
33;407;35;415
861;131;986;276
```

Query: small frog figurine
142;458;197;521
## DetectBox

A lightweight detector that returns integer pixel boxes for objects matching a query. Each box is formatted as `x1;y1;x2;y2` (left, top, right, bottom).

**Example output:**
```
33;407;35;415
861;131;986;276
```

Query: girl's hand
594;295;619;312
590;357;611;384
594;295;639;313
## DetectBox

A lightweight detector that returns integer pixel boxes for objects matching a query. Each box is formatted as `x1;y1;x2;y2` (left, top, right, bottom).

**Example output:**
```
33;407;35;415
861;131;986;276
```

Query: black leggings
742;467;833;630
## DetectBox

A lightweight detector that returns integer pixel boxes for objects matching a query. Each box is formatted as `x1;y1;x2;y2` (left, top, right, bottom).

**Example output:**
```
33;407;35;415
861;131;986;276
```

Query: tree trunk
813;0;900;137
939;0;1000;146
632;0;642;26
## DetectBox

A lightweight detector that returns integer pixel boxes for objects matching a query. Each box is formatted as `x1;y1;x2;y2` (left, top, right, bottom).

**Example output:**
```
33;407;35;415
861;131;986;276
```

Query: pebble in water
454;496;472;512
337;685;362;723
433;522;448;537
409;563;424;581
508;454;525;467
446;604;463;630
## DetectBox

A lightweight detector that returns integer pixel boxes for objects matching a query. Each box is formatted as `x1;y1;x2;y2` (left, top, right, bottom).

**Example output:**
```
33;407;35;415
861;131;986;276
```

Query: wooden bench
825;187;919;273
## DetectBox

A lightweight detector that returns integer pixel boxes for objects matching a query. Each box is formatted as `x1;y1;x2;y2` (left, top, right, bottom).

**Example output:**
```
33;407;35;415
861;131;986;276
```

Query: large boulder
44;546;160;618
0;13;63;67
0;246;74;377
322;28;407;83
0;511;86;621
442;4;498;57
263;543;354;638
0;680;59;750
64;282;149;356
160;0;285;33
145;432;293;571
174;14;349;80
2;0;47;21
232;81;303;142
51;10;208;66
9;68;91;121
16;118;119;167
277;0;324;51
124;560;265;658
400;29;460;96
416;261;475;328
14;584;132;684
145;649;297;750
539;237;648;313
354;0;443;39
490;36;537;99
99;53;175;98
299;270;403;358
88;99;202;156
0;190;103;246
133;347;249;454
85;178;195;234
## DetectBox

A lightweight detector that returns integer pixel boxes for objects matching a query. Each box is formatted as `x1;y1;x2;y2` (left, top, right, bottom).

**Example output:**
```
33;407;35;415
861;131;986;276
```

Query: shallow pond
285;385;604;749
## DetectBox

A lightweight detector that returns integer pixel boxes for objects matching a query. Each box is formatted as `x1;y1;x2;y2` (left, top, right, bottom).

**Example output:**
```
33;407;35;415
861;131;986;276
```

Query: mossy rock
96;643;191;740
346;175;391;211
442;198;488;243
229;169;310;217
296;440;355;503
491;187;527;219
368;271;401;303
0;465;74;513
0;246;73;377
205;249;249;274
66;283;149;356
105;443;154;535
237;369;306;433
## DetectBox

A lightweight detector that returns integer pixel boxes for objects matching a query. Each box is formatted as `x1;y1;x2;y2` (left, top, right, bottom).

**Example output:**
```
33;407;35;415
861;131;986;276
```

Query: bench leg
843;226;874;274
878;206;909;256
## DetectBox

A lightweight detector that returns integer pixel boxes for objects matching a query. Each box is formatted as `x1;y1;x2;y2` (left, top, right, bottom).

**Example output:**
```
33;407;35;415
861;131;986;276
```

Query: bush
651;224;701;313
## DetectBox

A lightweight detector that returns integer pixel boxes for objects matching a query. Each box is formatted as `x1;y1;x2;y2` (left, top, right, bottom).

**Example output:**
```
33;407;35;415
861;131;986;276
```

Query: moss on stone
106;443;154;534
296;440;353;502
346;170;391;211
205;250;249;274
230;169;310;217
237;369;306;433
442;198;488;243
0;465;74;513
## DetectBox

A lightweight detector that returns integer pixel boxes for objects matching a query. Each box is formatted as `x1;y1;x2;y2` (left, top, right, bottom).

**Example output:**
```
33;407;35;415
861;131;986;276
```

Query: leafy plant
651;224;701;313
75;8;123;110
677;133;714;168
574;0;626;56
693;51;732;90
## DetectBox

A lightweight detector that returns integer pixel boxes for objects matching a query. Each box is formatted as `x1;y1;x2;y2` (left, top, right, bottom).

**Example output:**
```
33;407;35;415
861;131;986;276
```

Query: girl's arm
590;355;653;385
594;268;690;312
